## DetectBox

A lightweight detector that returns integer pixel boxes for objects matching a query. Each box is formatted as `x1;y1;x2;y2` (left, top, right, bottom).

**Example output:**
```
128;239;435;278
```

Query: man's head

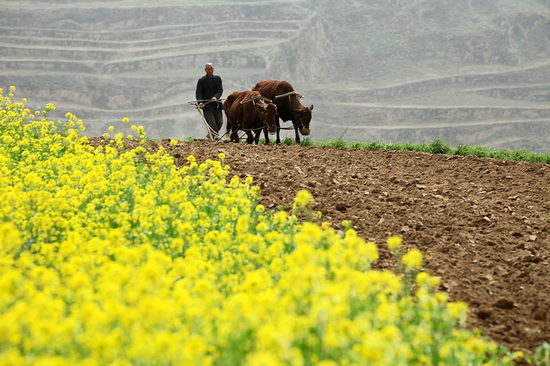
205;63;214;77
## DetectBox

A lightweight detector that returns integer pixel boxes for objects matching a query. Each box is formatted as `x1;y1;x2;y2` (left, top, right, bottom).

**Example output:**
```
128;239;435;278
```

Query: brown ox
223;90;278;144
252;79;314;144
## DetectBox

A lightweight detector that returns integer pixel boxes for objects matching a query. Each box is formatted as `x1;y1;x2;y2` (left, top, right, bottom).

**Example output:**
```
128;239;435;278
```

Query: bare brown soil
91;137;550;355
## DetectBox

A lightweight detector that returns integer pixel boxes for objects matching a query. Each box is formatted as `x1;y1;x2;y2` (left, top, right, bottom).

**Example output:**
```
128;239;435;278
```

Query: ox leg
252;128;268;145
227;121;236;143
294;126;301;144
275;118;281;144
246;131;254;144
230;127;240;143
263;128;270;145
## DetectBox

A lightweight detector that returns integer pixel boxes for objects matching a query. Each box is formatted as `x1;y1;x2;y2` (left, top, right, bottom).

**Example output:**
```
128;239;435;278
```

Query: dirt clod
493;298;515;310
477;307;493;320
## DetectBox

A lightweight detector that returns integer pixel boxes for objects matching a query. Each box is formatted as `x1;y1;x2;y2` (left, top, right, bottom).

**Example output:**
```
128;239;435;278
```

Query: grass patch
298;138;550;165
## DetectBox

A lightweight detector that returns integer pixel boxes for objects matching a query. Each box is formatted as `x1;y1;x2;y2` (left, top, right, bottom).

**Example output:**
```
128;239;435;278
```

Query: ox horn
240;95;273;105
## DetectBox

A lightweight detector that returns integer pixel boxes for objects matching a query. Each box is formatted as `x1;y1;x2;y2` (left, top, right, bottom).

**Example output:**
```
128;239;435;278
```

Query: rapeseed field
0;87;521;365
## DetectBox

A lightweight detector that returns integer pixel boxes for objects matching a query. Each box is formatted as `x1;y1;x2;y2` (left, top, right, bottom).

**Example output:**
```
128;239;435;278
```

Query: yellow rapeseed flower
402;248;422;270
293;189;313;208
417;272;441;290
387;235;402;251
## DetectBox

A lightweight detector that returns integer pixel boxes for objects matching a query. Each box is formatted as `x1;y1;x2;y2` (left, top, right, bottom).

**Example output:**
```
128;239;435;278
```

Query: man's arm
196;78;207;108
214;76;223;100
195;78;203;101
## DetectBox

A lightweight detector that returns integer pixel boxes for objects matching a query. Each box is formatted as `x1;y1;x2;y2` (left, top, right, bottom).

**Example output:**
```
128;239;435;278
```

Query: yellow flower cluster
0;89;517;365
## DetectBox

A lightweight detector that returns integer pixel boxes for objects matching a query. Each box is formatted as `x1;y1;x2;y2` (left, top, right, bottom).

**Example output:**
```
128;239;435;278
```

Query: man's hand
199;103;205;109
210;97;217;102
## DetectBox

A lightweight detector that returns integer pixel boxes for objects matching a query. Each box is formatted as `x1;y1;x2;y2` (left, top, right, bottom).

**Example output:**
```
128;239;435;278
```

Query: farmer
195;63;224;140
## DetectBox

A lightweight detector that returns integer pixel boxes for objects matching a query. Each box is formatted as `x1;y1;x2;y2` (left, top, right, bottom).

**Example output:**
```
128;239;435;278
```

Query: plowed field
90;137;550;355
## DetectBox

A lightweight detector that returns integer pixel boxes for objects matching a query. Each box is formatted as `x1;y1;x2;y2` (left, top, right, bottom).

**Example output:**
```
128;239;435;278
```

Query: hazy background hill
1;0;549;153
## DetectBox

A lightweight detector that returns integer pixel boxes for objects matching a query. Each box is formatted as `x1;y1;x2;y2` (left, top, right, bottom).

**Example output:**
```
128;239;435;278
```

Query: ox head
293;104;314;136
259;102;278;134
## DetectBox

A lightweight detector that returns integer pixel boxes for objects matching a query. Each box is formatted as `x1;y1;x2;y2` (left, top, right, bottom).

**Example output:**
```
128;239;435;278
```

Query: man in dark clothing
196;63;224;140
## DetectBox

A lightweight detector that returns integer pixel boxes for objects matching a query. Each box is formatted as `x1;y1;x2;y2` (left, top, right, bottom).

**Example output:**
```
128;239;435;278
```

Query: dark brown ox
223;90;278;144
252;79;314;144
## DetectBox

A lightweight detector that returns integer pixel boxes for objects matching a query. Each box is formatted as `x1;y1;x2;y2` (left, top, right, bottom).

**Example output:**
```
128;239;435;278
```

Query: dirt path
91;137;550;355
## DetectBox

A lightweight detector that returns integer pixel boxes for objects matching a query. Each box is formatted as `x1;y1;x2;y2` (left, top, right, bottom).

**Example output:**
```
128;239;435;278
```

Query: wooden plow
188;99;227;142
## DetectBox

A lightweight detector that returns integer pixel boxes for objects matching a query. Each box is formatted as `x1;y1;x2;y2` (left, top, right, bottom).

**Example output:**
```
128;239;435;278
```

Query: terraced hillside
1;0;550;152
0;0;330;138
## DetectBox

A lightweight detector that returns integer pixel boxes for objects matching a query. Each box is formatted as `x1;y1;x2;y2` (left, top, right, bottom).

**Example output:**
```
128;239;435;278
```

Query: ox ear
309;104;314;110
